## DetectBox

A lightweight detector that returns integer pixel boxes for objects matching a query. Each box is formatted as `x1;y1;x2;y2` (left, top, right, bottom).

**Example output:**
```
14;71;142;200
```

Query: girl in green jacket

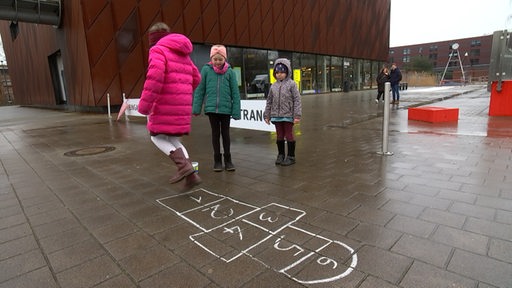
193;45;241;172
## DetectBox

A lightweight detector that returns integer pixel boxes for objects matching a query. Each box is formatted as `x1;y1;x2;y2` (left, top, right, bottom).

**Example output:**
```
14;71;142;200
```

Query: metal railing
0;0;61;27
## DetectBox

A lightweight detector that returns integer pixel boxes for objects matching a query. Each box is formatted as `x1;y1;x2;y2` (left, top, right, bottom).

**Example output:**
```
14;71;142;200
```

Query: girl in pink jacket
138;22;202;190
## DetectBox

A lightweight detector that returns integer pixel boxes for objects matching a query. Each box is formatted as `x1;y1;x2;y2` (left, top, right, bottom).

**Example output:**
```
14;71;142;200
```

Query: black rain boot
224;153;235;171
275;140;285;165
168;148;195;183
213;153;223;172
281;141;296;166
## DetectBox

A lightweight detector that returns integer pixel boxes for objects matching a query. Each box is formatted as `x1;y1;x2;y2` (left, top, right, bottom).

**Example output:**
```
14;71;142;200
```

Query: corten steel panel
218;0;236;44
0;22;58;106
281;0;294;51
162;0;185;33
103;74;122;106
119;42;144;98
116;11;140;66
111;0;136;30
129;70;146;99
2;0;390;109
86;5;115;67
202;0;221;44
91;42;121;106
246;1;264;47
138;0;161;35
292;1;305;52
183;0;203;42
233;1;250;47
81;0;108;29
308;1;324;52
260;1;273;48
269;0;284;46
62;0;94;107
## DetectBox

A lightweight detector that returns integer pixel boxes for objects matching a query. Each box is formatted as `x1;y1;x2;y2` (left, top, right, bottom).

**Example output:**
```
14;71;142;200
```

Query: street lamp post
463;52;470;84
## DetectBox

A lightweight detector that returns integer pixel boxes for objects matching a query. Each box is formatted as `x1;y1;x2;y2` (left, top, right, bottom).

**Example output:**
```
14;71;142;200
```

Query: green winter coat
192;63;241;120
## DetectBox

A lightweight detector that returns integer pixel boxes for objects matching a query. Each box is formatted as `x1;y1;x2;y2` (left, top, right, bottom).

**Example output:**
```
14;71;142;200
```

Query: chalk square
242;203;306;233
157;189;224;214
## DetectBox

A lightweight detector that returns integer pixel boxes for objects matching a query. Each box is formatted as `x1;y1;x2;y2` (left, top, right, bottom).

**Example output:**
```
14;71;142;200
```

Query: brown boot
168;148;194;183
181;172;202;192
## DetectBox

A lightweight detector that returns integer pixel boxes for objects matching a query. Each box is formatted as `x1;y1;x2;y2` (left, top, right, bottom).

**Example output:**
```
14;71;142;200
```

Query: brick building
389;35;493;84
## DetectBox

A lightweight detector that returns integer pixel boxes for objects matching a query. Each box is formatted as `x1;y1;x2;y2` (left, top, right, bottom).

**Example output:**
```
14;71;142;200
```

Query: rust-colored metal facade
0;0;390;110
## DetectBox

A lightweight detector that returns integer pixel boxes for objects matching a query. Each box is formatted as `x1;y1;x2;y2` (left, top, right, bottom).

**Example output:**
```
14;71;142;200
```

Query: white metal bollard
377;82;393;156
107;93;112;119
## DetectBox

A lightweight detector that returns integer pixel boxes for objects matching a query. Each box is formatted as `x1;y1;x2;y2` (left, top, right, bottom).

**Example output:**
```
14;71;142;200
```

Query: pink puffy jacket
138;33;201;135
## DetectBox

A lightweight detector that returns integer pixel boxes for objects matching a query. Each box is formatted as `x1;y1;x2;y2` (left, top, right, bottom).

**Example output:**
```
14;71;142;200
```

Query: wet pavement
1;84;511;287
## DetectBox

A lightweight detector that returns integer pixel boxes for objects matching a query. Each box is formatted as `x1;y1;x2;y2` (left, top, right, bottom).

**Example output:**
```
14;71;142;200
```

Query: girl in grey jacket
264;58;302;166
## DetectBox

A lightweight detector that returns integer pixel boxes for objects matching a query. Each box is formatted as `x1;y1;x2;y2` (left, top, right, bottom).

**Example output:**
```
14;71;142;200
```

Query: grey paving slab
1;85;512;287
401;261;476;288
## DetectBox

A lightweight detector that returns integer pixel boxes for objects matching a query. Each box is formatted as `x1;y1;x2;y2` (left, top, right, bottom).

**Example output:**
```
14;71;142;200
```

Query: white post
123;93;129;121
377;82;393;156
107;93;112;118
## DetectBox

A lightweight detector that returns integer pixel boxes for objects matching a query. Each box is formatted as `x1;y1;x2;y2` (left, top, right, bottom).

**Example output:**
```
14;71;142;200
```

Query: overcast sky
390;0;512;46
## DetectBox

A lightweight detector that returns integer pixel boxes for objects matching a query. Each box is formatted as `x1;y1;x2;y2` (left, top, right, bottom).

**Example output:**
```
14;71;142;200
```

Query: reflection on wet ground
388;87;512;138
1;84;511;287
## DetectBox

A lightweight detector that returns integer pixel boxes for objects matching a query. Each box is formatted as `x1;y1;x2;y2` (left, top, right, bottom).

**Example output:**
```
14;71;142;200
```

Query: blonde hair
149;22;170;33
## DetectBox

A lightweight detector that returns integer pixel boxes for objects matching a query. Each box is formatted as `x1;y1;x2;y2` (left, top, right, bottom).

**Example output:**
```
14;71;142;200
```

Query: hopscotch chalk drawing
157;188;358;285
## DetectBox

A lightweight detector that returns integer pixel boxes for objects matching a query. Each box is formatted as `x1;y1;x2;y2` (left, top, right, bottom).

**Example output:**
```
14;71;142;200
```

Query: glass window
363;60;372;89
227;47;245;99
343;58;354;91
298;53;316;94
291;53;301;91
471;40;481;47
330;57;343;92
316;55;329;93
371;61;381;89
353;59;364;90
244;49;269;99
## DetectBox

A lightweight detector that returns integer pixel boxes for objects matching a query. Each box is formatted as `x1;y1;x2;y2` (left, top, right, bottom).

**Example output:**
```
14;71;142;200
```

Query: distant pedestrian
376;66;390;103
193;45;241;172
390;63;402;104
138;22;202;190
264;58;302;166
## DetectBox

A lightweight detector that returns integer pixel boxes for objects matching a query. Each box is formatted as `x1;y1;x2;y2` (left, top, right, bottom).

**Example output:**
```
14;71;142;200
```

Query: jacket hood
274;58;292;79
156;33;193;55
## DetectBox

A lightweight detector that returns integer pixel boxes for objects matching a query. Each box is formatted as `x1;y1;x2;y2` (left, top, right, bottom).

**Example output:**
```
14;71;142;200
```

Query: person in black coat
375;66;390;103
389;63;402;104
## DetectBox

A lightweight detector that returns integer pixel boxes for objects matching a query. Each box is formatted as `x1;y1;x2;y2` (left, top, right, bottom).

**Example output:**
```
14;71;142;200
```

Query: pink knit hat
210;45;227;59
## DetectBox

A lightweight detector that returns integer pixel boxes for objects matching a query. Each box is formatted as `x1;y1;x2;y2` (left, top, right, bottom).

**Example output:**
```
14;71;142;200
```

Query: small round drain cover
64;146;116;157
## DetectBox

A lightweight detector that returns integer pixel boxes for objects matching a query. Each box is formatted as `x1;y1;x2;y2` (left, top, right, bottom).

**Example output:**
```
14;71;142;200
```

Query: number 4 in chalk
223;226;243;240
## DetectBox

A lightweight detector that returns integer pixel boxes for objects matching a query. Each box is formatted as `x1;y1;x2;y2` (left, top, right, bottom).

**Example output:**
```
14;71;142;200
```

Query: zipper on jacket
216;75;221;113
277;82;282;116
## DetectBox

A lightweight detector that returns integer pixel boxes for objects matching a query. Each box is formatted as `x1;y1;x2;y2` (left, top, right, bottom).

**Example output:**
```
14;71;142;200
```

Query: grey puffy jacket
264;58;302;120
